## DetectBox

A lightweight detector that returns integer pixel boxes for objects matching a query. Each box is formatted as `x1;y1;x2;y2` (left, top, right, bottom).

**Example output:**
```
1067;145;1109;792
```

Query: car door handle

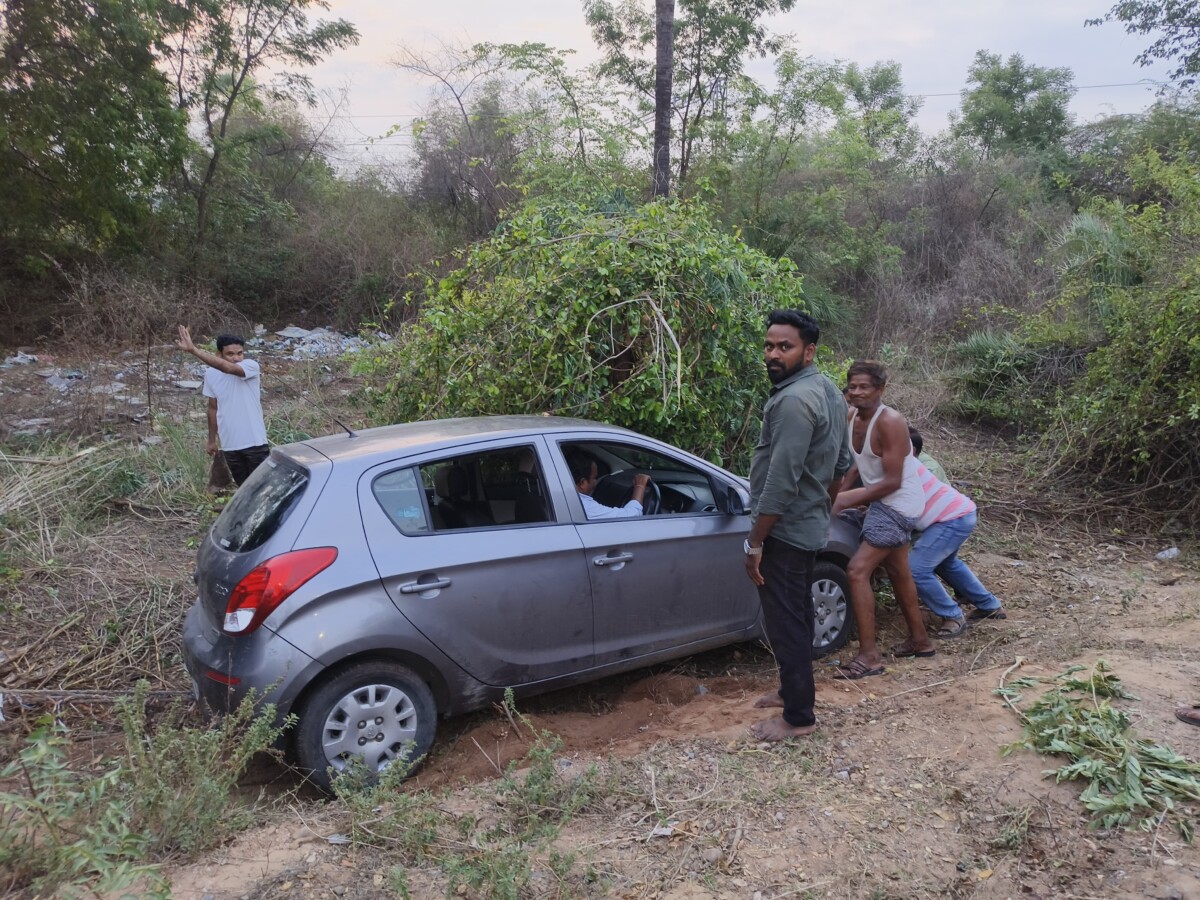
398;578;452;594
593;553;633;567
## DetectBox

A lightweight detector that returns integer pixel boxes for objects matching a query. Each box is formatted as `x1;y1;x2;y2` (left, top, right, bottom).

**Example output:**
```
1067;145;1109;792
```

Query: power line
912;79;1163;99
303;78;1165;121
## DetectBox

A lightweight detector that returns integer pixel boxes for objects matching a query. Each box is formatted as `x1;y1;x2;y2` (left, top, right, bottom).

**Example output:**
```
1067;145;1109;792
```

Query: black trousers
757;537;817;728
223;444;269;486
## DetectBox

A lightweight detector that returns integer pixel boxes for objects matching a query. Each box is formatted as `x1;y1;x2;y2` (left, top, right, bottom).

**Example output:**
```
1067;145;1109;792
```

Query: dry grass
0;436;204;734
55;266;247;350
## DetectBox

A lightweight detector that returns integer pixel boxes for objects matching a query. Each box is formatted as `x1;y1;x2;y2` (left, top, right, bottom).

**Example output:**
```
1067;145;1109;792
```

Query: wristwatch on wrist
743;539;762;556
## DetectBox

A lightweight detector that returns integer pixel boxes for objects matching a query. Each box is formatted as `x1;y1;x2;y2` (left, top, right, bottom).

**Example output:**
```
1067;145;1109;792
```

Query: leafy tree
953;51;1075;155
724;51;845;228
356;192;835;468
717;55;925;326
159;0;358;243
396;42;643;233
406;79;524;238
584;0;797;187
1066;96;1200;198
1089;0;1200;88
176;91;341;306
479;42;639;185
841;61;921;157
0;0;187;252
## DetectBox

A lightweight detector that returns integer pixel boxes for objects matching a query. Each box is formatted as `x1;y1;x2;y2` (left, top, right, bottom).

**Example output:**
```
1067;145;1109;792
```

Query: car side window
561;440;722;515
416;444;553;532
371;467;431;534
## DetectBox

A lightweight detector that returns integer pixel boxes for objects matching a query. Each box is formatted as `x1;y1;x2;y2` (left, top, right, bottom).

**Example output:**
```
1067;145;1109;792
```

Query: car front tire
294;661;437;794
811;560;854;659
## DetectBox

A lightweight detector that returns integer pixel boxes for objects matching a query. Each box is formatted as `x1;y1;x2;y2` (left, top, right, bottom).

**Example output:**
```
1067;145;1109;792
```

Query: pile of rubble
260;325;374;359
0;325;381;437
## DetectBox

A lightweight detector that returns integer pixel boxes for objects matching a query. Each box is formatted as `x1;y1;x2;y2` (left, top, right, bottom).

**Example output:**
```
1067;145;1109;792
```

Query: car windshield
580;441;689;476
211;457;308;552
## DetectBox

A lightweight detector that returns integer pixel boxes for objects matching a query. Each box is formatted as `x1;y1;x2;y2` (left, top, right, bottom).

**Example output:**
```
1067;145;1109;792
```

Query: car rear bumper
182;600;320;721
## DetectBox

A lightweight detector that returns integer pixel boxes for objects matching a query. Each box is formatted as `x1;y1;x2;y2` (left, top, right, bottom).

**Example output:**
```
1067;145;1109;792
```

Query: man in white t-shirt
176;325;269;486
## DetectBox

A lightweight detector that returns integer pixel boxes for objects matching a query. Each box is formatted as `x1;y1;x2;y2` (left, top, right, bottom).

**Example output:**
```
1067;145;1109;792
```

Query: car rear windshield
210;457;308;553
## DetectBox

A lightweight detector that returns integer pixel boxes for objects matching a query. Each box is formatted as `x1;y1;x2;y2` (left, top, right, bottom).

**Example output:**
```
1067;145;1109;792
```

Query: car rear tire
811;560;854;659
294;661;437;794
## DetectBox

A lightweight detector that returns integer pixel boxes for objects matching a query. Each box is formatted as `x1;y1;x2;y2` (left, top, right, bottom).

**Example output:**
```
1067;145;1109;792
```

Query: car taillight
223;547;337;635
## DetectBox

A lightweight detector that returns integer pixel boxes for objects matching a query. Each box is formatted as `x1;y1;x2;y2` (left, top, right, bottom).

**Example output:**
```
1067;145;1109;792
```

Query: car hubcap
321;683;419;773
811;577;847;649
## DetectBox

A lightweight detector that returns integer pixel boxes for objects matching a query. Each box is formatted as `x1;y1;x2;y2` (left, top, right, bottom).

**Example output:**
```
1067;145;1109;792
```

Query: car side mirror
725;484;750;516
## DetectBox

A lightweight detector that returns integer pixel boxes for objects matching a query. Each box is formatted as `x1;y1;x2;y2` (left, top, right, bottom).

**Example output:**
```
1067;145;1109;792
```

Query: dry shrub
279;166;463;330
855;156;1071;352
879;365;955;433
55;266;247;350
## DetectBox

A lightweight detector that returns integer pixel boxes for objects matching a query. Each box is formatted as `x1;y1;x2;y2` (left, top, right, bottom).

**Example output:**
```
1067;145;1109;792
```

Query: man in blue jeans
906;430;1005;640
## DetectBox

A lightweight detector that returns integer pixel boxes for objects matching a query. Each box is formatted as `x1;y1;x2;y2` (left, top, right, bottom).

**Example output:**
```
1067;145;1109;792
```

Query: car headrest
434;465;469;500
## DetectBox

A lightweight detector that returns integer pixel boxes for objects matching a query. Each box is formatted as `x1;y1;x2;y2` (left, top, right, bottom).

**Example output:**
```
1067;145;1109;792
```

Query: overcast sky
302;0;1171;168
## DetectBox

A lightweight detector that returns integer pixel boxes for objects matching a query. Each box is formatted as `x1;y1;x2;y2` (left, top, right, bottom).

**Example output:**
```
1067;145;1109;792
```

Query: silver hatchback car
183;416;856;791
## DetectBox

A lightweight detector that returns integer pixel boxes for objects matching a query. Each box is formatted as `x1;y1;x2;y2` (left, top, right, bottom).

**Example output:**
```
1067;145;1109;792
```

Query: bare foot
750;715;816;742
753;691;784;708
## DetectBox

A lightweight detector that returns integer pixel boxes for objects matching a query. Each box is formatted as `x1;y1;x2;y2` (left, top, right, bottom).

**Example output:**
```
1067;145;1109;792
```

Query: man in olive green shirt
744;309;850;741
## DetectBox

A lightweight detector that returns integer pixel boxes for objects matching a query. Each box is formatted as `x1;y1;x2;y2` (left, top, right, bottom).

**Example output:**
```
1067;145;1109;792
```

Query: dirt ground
163;550;1200;900
2;341;1199;899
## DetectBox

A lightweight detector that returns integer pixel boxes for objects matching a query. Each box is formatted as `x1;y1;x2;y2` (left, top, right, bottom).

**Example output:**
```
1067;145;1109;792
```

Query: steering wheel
627;476;660;516
594;470;660;515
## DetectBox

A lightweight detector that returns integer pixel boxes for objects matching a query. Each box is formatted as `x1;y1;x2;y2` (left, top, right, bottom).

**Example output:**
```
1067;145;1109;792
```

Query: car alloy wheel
295;661;436;794
811;560;854;658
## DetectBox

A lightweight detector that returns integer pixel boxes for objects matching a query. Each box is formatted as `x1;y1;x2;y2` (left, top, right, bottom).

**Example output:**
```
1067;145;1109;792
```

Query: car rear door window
370;445;552;534
371;467;431;533
211;458;308;552
421;444;552;531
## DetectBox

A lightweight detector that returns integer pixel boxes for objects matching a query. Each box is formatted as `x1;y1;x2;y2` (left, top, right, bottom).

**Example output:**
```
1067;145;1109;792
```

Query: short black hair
908;426;924;456
766;309;820;345
216;334;246;352
564;449;595;485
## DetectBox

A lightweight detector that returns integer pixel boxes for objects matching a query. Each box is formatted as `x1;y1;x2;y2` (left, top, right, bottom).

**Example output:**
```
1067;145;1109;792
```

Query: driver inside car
566;449;652;520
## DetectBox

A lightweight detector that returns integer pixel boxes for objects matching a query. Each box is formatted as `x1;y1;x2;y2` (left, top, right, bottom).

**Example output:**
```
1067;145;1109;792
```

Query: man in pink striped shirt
908;431;1006;637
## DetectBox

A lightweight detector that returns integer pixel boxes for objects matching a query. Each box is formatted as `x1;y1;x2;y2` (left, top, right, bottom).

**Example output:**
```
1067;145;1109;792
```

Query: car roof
290;415;637;466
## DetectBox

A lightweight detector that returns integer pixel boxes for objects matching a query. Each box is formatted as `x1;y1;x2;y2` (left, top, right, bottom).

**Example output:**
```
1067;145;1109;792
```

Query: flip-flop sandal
1175;706;1200;728
892;645;936;659
833;660;885;680
968;607;1007;621
934;616;968;639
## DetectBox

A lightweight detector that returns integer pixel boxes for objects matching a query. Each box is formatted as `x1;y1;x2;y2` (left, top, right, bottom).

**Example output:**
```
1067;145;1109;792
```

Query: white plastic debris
1;351;37;367
1155;547;1180;561
275;325;314;339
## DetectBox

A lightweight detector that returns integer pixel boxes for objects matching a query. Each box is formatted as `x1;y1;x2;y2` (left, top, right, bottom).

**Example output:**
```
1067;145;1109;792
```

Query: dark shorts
223;445;269;486
840;501;917;549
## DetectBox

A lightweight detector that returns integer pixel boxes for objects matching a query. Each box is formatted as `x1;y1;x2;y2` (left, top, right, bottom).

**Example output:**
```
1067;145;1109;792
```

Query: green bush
0;684;290;896
356;192;841;470
0;717;166;898
949;329;1086;430
115;682;292;854
1056;151;1200;490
